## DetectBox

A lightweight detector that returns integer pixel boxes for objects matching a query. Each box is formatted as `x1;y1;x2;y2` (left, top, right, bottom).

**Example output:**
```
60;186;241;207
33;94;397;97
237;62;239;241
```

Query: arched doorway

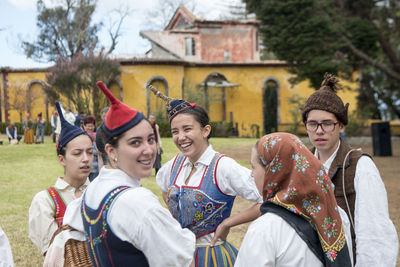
27;80;48;120
262;77;279;134
146;76;169;120
199;72;239;121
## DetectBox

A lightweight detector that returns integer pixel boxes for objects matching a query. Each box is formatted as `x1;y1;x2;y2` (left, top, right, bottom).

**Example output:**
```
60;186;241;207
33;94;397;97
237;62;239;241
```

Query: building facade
0;6;361;137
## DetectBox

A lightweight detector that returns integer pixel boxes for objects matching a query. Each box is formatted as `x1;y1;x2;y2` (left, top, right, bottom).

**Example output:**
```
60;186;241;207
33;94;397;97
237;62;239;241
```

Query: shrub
0;122;52;135
210;121;233;137
158;121;172;137
345;110;366;136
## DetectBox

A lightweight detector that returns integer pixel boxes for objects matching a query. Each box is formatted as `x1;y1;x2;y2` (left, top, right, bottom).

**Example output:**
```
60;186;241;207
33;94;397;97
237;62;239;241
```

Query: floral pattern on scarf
257;132;347;263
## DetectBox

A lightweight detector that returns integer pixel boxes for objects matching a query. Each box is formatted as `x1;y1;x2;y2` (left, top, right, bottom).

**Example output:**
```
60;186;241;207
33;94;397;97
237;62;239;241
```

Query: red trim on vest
46;186;67;227
172;154;209;189
170;154;181;174
179;166;208;190
213;155;229;196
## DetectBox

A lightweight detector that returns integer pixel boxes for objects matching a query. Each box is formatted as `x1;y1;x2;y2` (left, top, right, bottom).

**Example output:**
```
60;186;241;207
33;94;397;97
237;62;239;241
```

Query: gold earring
114;157;118;162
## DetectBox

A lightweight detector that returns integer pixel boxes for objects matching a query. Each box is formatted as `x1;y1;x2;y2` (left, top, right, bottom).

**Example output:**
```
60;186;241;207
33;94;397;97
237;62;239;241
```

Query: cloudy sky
0;0;240;68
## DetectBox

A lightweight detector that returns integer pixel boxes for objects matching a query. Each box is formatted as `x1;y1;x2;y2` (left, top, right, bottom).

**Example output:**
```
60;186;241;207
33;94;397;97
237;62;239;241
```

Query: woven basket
64;238;93;267
49;225;93;267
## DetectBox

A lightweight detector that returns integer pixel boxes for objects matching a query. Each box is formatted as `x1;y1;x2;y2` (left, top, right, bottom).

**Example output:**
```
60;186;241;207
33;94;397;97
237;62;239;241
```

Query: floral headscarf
257;132;347;263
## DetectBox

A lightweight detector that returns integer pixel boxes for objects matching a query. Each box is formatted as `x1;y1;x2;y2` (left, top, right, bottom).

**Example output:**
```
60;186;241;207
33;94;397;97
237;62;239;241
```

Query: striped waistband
196;240;224;248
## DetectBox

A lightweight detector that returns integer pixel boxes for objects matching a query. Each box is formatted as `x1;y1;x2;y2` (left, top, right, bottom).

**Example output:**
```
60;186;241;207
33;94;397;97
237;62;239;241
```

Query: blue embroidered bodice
81;186;149;267
167;153;235;238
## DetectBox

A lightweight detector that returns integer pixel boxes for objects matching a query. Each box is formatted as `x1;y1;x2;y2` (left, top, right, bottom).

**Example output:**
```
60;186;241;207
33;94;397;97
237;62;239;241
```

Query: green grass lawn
0;135;256;266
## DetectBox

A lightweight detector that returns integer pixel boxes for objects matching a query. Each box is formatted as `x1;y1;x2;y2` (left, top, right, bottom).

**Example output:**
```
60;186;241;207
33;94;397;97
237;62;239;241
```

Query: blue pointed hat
55;102;86;150
96;81;144;137
147;83;196;121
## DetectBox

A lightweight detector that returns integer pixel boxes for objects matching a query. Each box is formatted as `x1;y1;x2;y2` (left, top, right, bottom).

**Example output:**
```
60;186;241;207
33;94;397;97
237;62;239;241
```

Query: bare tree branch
106;6;131;55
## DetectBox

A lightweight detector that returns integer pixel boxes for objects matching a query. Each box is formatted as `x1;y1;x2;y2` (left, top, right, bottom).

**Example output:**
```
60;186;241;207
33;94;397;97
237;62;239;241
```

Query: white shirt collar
97;166;141;188
315;140;341;172
183;145;215;168
54;177;90;191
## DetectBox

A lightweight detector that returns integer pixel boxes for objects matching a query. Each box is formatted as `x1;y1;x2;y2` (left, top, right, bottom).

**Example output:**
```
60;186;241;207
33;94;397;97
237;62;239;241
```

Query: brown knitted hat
301;73;349;125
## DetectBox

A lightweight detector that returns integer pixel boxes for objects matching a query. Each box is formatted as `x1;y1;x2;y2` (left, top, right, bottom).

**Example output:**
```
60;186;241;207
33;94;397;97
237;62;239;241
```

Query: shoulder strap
81;185;131;226
170;153;186;185
46;186;67;227
261;202;325;264
202;153;226;190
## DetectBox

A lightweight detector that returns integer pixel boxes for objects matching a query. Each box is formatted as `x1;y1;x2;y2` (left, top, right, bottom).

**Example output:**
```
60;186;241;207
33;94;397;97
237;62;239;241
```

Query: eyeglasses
305;120;339;132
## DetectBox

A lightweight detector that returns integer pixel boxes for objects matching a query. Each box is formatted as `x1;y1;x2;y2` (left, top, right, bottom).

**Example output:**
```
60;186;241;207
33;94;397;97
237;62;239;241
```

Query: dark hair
102;118;152;149
57;146;67;156
56;133;92;156
96;124;109;164
83;115;96;126
173;105;212;139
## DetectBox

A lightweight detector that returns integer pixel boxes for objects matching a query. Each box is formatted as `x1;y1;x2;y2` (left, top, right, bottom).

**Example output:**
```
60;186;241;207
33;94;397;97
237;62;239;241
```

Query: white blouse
0;225;14;267
28;177;89;254
235;207;353;267
156;145;262;244
318;144;399;266
63;167;196;267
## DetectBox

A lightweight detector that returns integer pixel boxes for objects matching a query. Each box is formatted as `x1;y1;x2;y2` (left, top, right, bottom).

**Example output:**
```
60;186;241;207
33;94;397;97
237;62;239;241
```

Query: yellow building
0;60;360;137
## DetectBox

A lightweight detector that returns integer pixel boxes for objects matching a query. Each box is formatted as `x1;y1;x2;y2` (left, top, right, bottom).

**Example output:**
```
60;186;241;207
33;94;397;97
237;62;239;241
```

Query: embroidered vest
46;186;67;227
81;186;149;267
312;138;371;263
167;153;235;238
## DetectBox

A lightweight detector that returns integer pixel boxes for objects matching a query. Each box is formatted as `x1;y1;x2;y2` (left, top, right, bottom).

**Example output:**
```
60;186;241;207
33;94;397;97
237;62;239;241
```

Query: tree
46;51;121;119
244;0;400;118
23;0;128;116
23;0;100;62
9;82;42;122
217;0;255;20
145;0;197;30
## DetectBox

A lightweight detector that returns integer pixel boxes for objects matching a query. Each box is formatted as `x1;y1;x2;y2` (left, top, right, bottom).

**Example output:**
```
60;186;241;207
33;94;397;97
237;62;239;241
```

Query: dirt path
220;138;400;264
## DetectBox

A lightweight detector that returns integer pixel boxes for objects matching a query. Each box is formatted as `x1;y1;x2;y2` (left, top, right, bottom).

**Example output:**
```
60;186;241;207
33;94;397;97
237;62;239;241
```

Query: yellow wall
1;71;48;123
1;63;360;137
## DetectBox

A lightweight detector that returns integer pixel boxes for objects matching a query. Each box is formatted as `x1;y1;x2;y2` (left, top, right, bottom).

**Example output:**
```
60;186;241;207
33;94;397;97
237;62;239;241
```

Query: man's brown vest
311;138;370;263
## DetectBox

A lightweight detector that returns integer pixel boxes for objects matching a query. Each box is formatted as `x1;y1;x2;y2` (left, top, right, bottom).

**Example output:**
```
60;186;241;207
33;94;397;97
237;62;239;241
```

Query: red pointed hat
96;81;144;137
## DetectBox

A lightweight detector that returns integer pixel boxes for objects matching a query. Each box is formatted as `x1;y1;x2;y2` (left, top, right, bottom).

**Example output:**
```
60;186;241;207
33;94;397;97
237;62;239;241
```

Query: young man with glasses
301;73;398;266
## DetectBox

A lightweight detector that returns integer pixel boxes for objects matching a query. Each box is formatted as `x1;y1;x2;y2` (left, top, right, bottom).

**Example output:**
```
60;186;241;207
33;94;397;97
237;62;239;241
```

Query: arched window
146;76;169;120
199;72;239;122
27;80;48;120
262;77;280;134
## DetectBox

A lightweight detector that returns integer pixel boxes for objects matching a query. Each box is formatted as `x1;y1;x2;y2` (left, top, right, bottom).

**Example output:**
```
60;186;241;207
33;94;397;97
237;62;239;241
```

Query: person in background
301;73;398;266
23;113;34;144
148;114;162;175
235;132;352;267
35;112;45;144
83;115;98;181
150;85;262;267
99;106;109;124
43;124;111;267
51;110;58;143
96;107;109;170
64;107;76;125
29;102;93;255
6;122;22;144
0;225;14;267
74;111;85;128
60;81;195;267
